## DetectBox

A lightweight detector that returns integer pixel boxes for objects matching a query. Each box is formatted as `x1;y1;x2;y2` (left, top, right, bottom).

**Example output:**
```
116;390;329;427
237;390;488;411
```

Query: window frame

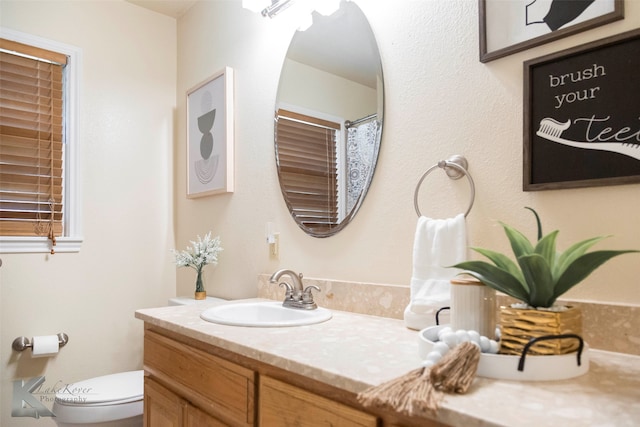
1;29;82;253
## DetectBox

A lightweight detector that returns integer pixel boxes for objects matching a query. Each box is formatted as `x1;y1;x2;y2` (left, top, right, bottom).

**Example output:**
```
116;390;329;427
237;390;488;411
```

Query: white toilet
52;296;226;426
52;370;144;427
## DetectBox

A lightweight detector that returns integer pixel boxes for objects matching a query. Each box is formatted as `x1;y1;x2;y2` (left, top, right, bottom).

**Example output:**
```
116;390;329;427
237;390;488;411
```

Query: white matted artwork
186;67;234;197
479;0;623;63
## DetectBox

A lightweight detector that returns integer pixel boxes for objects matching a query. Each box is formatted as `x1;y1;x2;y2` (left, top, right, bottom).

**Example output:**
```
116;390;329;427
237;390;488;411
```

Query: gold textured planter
499;305;582;356
194;291;207;300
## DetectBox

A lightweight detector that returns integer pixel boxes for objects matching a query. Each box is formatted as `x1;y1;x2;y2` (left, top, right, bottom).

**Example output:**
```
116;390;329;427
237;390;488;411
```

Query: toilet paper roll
31;335;59;358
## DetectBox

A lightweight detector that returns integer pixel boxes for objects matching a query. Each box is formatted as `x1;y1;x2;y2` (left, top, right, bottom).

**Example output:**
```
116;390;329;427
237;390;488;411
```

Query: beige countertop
136;299;640;427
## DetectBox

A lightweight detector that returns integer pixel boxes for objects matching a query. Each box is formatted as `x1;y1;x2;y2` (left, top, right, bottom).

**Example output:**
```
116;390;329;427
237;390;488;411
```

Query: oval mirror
275;0;383;237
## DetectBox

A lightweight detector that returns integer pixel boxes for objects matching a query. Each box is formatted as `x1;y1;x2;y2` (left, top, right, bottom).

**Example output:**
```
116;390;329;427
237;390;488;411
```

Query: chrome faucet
269;269;320;310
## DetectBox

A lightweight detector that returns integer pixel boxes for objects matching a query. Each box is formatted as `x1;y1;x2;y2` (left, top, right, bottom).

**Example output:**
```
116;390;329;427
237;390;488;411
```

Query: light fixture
261;0;295;18
241;0;270;13
313;0;340;16
242;0;342;31
295;12;313;31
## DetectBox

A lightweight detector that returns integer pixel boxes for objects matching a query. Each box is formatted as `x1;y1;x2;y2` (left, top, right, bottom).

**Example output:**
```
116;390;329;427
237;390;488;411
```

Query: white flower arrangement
172;232;223;293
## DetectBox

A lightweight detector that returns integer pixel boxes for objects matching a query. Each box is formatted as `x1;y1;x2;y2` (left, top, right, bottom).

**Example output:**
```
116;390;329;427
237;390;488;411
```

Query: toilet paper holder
12;333;69;352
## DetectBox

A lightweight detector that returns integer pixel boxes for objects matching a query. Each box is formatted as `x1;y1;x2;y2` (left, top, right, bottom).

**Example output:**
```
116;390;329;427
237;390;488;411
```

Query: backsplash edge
257;274;640;356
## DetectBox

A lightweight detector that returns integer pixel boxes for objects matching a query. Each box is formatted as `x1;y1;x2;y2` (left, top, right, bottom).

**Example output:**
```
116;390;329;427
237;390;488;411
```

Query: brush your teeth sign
524;28;640;190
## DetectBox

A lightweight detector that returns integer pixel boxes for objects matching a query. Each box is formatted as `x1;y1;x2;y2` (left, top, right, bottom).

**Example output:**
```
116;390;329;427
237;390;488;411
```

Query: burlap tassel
357;341;481;416
406;369;443;415
430;341;481;393
412;341;481;414
357;367;425;412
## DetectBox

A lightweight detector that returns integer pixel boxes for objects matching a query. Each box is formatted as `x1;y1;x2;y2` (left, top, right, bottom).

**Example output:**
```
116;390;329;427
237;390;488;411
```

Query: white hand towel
404;213;467;330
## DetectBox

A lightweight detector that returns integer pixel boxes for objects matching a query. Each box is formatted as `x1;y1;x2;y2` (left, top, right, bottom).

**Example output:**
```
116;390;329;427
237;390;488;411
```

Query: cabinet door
259;376;377;427
144;378;184;427
144;330;255;426
185;404;228;427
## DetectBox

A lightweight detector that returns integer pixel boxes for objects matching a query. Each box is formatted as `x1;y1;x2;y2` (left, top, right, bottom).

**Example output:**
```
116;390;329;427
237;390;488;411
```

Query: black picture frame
523;28;640;191
480;0;624;63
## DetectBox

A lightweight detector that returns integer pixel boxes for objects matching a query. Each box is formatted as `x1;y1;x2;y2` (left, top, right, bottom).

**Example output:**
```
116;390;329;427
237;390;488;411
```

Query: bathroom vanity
136;300;640;426
143;327;379;426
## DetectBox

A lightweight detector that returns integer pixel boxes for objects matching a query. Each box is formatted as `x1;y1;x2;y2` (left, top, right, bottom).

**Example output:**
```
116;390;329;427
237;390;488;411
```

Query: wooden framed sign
523;29;640;191
480;0;623;63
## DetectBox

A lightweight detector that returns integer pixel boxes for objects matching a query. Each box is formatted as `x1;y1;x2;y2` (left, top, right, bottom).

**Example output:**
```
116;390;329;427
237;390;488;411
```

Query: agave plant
452;208;637;308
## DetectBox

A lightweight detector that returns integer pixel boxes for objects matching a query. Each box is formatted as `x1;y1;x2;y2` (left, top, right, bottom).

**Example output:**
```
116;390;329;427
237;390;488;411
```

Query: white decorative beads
435;327;500;355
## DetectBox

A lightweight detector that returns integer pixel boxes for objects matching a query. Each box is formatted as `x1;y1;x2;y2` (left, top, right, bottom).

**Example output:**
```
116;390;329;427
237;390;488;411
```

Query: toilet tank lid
55;370;143;405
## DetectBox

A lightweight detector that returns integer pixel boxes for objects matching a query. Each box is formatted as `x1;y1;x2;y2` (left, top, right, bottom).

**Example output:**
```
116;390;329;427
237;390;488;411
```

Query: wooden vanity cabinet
144;378;227;427
143;329;255;427
143;326;441;427
144;378;183;427
259;376;377;426
184;402;229;427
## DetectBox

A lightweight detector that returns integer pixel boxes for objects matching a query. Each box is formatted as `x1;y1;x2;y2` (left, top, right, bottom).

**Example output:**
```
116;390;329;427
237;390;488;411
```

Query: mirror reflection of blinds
0;38;67;250
276;109;339;234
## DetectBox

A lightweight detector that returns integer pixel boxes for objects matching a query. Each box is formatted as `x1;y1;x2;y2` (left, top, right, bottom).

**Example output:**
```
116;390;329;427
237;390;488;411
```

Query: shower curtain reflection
346;118;380;213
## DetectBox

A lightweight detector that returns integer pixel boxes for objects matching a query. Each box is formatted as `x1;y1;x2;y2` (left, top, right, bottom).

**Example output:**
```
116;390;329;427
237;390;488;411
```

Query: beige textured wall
1;1;176;425
175;0;640;304
279;58;377;119
0;0;638;424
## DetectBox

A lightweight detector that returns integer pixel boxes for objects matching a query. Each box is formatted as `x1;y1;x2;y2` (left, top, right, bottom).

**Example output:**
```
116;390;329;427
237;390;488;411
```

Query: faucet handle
279;282;294;300
302;285;321;304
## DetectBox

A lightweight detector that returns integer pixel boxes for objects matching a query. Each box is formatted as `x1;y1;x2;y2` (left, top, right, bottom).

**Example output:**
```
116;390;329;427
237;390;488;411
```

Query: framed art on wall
479;0;624;63
523;29;640;191
186;67;234;197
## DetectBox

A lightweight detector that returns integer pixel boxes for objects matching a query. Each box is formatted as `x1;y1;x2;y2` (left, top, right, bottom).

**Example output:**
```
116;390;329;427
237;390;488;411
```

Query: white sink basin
200;301;332;327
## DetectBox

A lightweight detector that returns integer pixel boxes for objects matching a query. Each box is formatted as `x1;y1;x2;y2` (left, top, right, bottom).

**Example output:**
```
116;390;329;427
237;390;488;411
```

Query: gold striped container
499;305;582;356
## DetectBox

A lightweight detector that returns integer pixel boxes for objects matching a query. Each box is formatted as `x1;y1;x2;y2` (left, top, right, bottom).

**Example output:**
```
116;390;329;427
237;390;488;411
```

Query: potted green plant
172;232;223;300
452;207;637;355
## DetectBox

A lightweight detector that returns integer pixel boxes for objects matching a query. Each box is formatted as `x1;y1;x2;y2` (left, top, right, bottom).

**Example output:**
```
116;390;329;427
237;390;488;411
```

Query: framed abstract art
186;67;234;197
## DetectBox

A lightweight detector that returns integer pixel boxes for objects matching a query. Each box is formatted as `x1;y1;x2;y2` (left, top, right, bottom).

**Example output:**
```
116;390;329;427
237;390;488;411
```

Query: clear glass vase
194;268;206;300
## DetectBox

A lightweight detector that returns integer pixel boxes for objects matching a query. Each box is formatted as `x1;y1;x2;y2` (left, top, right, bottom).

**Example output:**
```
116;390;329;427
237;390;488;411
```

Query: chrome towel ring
414;155;475;218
